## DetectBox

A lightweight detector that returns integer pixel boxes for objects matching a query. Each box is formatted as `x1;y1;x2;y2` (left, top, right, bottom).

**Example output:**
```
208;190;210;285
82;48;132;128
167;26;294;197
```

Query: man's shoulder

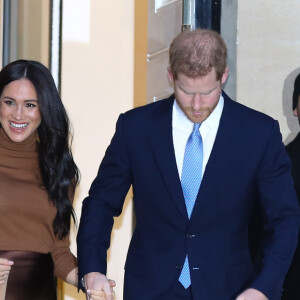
123;94;174;119
223;92;276;126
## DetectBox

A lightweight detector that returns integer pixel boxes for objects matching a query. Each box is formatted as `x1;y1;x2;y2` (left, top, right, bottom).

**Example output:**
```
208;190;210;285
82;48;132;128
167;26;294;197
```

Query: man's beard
176;99;212;123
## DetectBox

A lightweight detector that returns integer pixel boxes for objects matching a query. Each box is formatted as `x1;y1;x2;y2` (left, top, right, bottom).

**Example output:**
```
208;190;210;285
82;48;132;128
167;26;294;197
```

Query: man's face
168;68;228;123
293;95;300;125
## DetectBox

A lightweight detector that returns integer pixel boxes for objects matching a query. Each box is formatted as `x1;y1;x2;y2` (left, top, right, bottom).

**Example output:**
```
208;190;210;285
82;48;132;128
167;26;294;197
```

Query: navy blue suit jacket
77;93;300;299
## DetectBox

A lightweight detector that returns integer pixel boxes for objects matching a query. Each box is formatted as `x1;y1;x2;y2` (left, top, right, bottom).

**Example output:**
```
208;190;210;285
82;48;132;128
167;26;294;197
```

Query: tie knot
193;123;201;132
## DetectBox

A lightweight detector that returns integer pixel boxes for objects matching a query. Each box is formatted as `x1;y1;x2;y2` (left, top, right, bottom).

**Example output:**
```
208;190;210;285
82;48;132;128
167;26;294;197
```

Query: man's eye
204;89;215;95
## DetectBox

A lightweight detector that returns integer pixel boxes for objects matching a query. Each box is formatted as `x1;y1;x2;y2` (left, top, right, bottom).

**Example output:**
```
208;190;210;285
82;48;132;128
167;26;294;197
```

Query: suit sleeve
77;113;132;287
250;120;300;299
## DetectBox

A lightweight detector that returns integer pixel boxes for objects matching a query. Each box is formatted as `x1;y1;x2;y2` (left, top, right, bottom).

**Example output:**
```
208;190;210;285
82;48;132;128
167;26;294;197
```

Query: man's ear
221;68;229;85
167;67;174;84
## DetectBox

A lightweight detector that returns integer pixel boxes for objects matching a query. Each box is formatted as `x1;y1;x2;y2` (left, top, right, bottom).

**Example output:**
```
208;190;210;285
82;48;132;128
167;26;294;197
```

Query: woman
0;60;79;299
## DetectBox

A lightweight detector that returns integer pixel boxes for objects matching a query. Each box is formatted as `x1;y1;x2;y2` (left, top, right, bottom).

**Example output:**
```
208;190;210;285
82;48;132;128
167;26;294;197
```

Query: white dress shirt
172;95;224;179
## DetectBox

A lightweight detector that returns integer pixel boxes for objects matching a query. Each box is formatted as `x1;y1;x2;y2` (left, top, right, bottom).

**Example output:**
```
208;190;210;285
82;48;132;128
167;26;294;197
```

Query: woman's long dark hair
0;60;79;239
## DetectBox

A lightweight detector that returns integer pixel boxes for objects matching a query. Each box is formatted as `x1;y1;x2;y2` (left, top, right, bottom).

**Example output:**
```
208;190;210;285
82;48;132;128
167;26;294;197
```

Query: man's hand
84;272;116;300
236;288;268;300
0;258;13;285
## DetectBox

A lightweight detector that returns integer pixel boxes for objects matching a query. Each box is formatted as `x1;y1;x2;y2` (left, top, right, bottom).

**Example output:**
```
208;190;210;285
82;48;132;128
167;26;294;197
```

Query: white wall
236;1;300;144
60;0;134;299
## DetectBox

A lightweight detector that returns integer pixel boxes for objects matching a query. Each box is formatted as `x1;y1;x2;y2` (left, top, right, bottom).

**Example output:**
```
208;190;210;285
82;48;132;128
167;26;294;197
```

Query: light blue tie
179;123;203;288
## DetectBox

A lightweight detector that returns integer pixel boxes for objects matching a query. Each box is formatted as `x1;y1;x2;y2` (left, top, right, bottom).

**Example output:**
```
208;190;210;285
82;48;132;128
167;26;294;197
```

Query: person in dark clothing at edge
282;73;300;300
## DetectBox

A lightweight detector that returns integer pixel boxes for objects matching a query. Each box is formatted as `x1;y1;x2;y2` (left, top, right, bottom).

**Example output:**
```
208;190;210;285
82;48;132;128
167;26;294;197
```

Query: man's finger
108;279;116;287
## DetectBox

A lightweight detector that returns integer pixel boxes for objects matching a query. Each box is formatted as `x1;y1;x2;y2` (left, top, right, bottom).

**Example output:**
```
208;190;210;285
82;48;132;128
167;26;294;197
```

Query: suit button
175;265;182;269
186;234;195;238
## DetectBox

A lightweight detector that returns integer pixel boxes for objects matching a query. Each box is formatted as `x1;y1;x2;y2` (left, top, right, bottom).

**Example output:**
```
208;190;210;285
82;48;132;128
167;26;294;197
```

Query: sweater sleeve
51;234;77;281
51;186;78;281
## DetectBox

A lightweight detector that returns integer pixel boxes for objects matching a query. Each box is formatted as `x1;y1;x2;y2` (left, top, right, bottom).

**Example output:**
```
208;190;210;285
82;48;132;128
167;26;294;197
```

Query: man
77;29;300;300
281;73;300;299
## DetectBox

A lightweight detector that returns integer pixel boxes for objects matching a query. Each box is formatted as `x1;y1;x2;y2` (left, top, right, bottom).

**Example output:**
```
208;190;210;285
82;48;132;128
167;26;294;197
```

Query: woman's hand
0;258;13;285
86;279;116;300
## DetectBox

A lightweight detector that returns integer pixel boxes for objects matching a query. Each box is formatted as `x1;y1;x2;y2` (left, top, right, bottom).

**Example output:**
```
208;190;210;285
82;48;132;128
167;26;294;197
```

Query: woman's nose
13;105;24;120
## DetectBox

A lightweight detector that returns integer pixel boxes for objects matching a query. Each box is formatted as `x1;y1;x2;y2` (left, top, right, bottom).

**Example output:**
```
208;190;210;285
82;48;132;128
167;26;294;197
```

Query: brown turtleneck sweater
0;128;77;280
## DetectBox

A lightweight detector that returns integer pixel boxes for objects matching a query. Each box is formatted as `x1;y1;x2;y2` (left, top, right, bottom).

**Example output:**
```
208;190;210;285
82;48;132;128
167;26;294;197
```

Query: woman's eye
4;100;15;106
26;103;37;108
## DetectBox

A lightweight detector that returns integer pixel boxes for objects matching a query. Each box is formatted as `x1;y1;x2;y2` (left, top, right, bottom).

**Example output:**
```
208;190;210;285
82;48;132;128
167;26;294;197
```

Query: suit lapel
147;94;243;222
190;94;243;220
147;96;189;222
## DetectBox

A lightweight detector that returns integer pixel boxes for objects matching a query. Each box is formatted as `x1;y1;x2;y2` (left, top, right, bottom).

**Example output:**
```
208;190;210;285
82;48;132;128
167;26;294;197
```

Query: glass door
2;0;51;67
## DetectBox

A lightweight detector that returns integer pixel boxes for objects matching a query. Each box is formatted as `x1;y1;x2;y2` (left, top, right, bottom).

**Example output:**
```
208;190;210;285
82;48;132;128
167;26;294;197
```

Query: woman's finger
0;258;13;266
0;265;12;272
88;289;104;296
87;289;106;300
0;270;10;277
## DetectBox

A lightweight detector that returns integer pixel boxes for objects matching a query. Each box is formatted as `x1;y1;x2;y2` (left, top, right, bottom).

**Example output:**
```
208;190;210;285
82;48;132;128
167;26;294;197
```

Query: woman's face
0;78;41;143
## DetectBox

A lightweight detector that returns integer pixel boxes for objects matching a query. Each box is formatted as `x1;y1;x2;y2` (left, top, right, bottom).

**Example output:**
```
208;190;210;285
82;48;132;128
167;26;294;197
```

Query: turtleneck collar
0;127;39;152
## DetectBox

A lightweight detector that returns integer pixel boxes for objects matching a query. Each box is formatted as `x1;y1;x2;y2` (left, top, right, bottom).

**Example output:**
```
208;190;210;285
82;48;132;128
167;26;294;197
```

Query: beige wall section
134;0;148;108
236;1;300;144
17;0;50;65
60;0;135;299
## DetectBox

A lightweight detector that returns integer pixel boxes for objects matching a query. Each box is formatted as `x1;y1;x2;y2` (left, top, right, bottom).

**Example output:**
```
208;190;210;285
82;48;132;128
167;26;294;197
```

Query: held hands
236;288;268;300
84;272;116;300
0;258;14;284
83;273;267;300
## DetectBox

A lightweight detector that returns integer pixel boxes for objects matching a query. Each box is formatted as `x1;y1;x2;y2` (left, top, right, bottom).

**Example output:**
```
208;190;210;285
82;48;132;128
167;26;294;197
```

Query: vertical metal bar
183;0;221;32
50;0;62;92
2;0;11;66
182;0;195;31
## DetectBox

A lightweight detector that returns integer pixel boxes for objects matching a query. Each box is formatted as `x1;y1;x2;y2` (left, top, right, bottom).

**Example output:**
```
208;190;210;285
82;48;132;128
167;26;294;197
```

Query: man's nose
192;94;203;110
